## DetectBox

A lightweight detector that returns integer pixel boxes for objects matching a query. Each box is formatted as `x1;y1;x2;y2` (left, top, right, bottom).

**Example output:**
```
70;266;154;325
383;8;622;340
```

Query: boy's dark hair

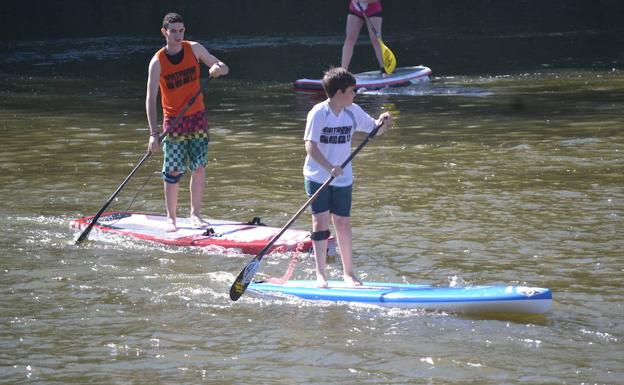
322;67;356;98
162;12;184;29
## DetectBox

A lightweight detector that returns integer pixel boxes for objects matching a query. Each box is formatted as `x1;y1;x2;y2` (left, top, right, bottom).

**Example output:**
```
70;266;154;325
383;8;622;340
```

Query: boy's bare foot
316;274;328;288
266;276;288;284
165;218;177;232
344;274;362;286
191;215;210;228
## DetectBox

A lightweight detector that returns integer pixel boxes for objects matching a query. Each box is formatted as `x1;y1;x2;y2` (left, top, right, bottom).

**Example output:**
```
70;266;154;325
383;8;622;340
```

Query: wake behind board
294;65;432;92
71;212;335;255
248;280;552;314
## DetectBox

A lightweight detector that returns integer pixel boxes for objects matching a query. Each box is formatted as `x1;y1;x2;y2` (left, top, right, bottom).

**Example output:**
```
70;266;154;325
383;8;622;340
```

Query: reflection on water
0;35;623;384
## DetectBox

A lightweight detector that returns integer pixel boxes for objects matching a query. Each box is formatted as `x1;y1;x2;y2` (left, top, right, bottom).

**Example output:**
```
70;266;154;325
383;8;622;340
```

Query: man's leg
189;136;210;228
190;165;209;227
164;172;181;232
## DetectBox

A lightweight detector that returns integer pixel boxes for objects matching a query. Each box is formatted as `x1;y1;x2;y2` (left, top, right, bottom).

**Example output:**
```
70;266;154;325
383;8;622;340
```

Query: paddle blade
380;39;396;74
229;258;262;301
75;224;94;244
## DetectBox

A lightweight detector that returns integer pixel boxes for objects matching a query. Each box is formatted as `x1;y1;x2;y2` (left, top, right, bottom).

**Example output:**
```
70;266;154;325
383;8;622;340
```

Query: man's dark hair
321;67;356;98
162;12;184;29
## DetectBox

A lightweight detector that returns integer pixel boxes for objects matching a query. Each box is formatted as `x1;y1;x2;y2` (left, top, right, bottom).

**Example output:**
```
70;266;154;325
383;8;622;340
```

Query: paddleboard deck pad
71;212;335;255
248;280;552;314
294;65;432;92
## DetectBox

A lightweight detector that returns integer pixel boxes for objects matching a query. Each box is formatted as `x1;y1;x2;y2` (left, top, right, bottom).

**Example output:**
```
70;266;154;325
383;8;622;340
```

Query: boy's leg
329;184;360;286
311;211;331;288
305;178;332;287
332;214;361;286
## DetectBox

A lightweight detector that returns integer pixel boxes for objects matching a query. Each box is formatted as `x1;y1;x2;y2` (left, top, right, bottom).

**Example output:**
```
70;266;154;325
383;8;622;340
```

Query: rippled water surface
1;36;623;384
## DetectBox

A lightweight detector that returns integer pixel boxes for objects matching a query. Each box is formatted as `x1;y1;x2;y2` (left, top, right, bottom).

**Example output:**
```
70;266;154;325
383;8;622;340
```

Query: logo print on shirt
320;125;352;144
164;66;197;89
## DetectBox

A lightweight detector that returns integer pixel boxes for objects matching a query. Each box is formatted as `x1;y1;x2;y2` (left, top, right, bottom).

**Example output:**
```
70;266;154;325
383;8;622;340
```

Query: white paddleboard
71;212;336;255
294;65;432;92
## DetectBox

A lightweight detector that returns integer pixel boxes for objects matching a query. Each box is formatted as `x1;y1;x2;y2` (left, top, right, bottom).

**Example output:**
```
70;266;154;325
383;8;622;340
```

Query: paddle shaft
229;120;385;301
357;2;381;38
356;2;396;75
75;88;203;244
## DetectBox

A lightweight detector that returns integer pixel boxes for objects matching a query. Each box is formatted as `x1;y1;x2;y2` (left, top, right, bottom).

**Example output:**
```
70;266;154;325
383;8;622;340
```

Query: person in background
146;12;229;232
341;0;385;74
303;67;392;288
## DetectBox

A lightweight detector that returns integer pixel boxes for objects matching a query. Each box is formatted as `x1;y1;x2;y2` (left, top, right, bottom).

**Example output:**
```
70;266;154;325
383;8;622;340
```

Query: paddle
357;2;396;75
75;87;203;245
229;119;387;301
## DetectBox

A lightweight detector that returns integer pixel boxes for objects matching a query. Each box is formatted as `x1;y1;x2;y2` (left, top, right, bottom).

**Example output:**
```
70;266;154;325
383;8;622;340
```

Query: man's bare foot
165;218;177;232
191;215;210;228
316;274;328;288
344;274;362;286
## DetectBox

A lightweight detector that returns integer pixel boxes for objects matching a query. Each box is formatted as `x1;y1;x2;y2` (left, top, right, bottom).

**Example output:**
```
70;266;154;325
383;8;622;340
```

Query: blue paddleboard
248;280;552;314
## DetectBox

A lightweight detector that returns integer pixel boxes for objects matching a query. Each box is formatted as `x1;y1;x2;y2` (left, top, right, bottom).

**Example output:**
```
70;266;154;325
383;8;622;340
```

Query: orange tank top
157;41;204;117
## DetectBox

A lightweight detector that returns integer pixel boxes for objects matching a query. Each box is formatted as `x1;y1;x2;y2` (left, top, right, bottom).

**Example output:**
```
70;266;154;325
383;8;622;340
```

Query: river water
1;34;623;384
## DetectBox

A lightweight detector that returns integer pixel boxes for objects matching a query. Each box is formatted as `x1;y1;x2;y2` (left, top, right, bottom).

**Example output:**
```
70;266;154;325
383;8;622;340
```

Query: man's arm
190;42;229;78
146;55;161;152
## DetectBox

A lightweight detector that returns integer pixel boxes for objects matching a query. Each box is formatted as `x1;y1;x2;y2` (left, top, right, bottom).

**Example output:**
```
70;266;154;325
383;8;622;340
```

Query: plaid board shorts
162;136;209;175
161;110;209;175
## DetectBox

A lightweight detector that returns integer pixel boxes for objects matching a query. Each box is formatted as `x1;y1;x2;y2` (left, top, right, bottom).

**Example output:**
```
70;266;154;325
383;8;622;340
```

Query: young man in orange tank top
146;12;229;232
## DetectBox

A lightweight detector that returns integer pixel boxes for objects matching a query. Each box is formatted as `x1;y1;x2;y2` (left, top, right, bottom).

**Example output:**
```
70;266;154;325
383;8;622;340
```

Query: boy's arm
353;104;392;136
374;112;392;136
305;140;343;177
190;42;229;78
